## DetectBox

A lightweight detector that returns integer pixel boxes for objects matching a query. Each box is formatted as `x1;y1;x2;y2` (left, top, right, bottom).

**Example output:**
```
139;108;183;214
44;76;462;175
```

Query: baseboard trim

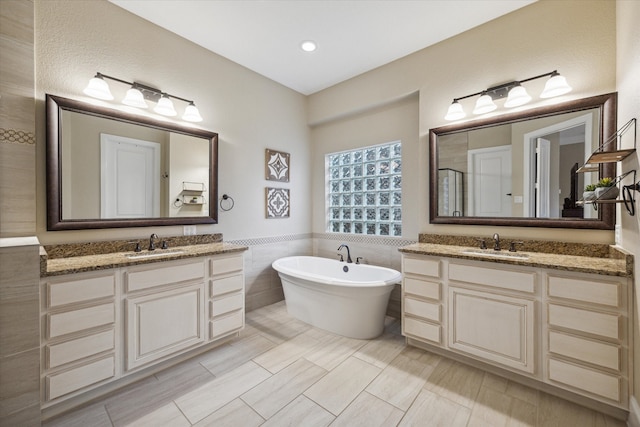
628;396;640;427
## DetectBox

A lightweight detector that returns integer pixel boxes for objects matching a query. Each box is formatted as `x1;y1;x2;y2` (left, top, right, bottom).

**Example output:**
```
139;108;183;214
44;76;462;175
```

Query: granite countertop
399;237;632;277
40;234;247;277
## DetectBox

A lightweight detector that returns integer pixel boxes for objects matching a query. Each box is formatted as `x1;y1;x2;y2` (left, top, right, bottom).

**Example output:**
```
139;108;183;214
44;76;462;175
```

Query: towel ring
220;194;235;211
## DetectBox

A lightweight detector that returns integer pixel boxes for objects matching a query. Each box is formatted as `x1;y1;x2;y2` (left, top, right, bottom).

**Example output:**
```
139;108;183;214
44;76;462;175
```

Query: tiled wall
0;1;41;425
233;233;415;318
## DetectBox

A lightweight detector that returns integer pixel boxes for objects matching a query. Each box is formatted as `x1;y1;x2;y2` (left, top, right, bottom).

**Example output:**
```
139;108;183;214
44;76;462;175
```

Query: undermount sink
125;250;185;260
461;249;529;260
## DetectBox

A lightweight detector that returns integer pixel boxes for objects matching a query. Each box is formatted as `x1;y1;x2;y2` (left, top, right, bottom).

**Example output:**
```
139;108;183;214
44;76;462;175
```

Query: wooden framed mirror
46;94;219;230
429;92;617;229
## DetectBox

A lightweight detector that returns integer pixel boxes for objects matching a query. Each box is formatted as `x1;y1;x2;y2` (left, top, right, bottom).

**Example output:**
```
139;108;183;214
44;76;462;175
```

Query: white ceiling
109;0;536;95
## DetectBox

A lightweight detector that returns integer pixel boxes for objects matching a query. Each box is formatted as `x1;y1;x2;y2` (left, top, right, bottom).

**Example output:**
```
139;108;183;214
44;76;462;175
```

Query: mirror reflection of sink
461;249;529;260
126;250;185;260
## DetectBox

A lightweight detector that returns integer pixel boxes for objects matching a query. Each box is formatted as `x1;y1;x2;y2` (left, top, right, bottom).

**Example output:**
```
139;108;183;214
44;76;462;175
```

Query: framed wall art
266;187;290;218
265;149;290;182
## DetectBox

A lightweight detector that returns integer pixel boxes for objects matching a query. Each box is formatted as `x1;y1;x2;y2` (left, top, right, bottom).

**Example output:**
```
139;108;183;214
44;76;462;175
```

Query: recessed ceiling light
300;40;317;52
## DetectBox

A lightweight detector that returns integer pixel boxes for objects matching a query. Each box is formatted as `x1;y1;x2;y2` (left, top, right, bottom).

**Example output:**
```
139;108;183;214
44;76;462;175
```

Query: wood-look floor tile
481;372;509;393
200;333;276;376
253;331;321;373
123;402;189;427
537;392;599;426
304;333;367;371
241;358;327;419
43;403;112;427
399;388;470;427
507;397;537;427
468;386;512;427
175;361;271;424
366;351;436;411
594;412;627;427
106;365;213;427
423;359;484;409
304;356;381;416
352;330;405;369
330;391;404;427
260;395;334;427
193;399;264;427
506;380;539;406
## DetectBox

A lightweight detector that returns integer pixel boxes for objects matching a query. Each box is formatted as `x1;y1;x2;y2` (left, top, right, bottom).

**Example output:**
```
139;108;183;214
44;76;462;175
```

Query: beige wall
309;0;617;243
35;0;311;245
616;0;640;408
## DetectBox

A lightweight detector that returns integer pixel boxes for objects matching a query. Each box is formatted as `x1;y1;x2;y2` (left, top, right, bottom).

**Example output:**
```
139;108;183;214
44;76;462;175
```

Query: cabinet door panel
48;303;115;338
548;358;620;402
548;304;620;340
403;317;441;344
547;275;620;308
211;274;244;296
211;254;243;275
549;330;620;371
210;310;244;340
126;260;205;292
404;297;440;322
48;274;115;308
404;278;440;301
211;292;244;318
126;283;205;370
449;287;535;373
46;355;115;400
47;329;114;369
403;256;440;278
449;263;536;294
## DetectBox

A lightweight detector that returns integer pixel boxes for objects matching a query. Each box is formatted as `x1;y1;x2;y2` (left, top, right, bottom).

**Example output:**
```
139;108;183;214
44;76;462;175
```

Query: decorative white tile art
266;187;290;218
266;149;290;182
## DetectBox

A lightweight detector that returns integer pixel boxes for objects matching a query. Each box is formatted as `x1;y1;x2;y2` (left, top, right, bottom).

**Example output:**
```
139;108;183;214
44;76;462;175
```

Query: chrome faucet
149;233;159;251
337;244;353;263
493;233;501;251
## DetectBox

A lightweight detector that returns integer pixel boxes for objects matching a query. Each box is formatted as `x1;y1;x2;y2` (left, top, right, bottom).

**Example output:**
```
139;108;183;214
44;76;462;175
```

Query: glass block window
326;141;402;236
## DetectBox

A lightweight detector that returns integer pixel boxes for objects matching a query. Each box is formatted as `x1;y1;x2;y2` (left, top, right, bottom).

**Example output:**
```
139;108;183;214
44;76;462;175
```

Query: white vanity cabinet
41;249;246;408
41;270;118;402
544;271;630;406
124;258;207;370
400;252;632;411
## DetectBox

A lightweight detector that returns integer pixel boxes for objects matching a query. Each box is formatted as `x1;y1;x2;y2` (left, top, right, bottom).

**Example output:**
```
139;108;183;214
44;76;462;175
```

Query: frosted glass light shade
182;103;203;122
154;95;177;116
122;88;148;108
473;94;497;115
504;85;532;108
83;76;113;100
540;74;572;98
444;101;466;121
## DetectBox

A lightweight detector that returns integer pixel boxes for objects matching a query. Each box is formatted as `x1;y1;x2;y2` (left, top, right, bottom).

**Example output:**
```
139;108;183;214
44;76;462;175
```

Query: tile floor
44;301;626;427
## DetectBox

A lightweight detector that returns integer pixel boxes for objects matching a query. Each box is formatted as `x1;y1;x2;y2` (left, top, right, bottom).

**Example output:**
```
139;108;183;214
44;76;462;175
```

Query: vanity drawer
211;274;244;296
211;292;244;318
547;275;620;308
404;297;440;322
548;357;620;402
449;263;536;294
47;329;115;369
211;254;243;276
403;317;441;344
46;355;115;400
48;302;115;338
549;330;619;371
548;304;620;340
404;278;440;301
403;256;440;278
126;259;205;292
47;273;115;308
210;310;244;339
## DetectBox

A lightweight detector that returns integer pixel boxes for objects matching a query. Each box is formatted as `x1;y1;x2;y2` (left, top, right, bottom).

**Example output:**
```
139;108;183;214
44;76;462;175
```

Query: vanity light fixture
445;70;572;121
83;72;203;122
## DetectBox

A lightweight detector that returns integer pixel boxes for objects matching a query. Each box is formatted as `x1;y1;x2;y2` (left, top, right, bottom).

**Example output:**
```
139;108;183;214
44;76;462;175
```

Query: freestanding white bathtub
272;256;401;339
